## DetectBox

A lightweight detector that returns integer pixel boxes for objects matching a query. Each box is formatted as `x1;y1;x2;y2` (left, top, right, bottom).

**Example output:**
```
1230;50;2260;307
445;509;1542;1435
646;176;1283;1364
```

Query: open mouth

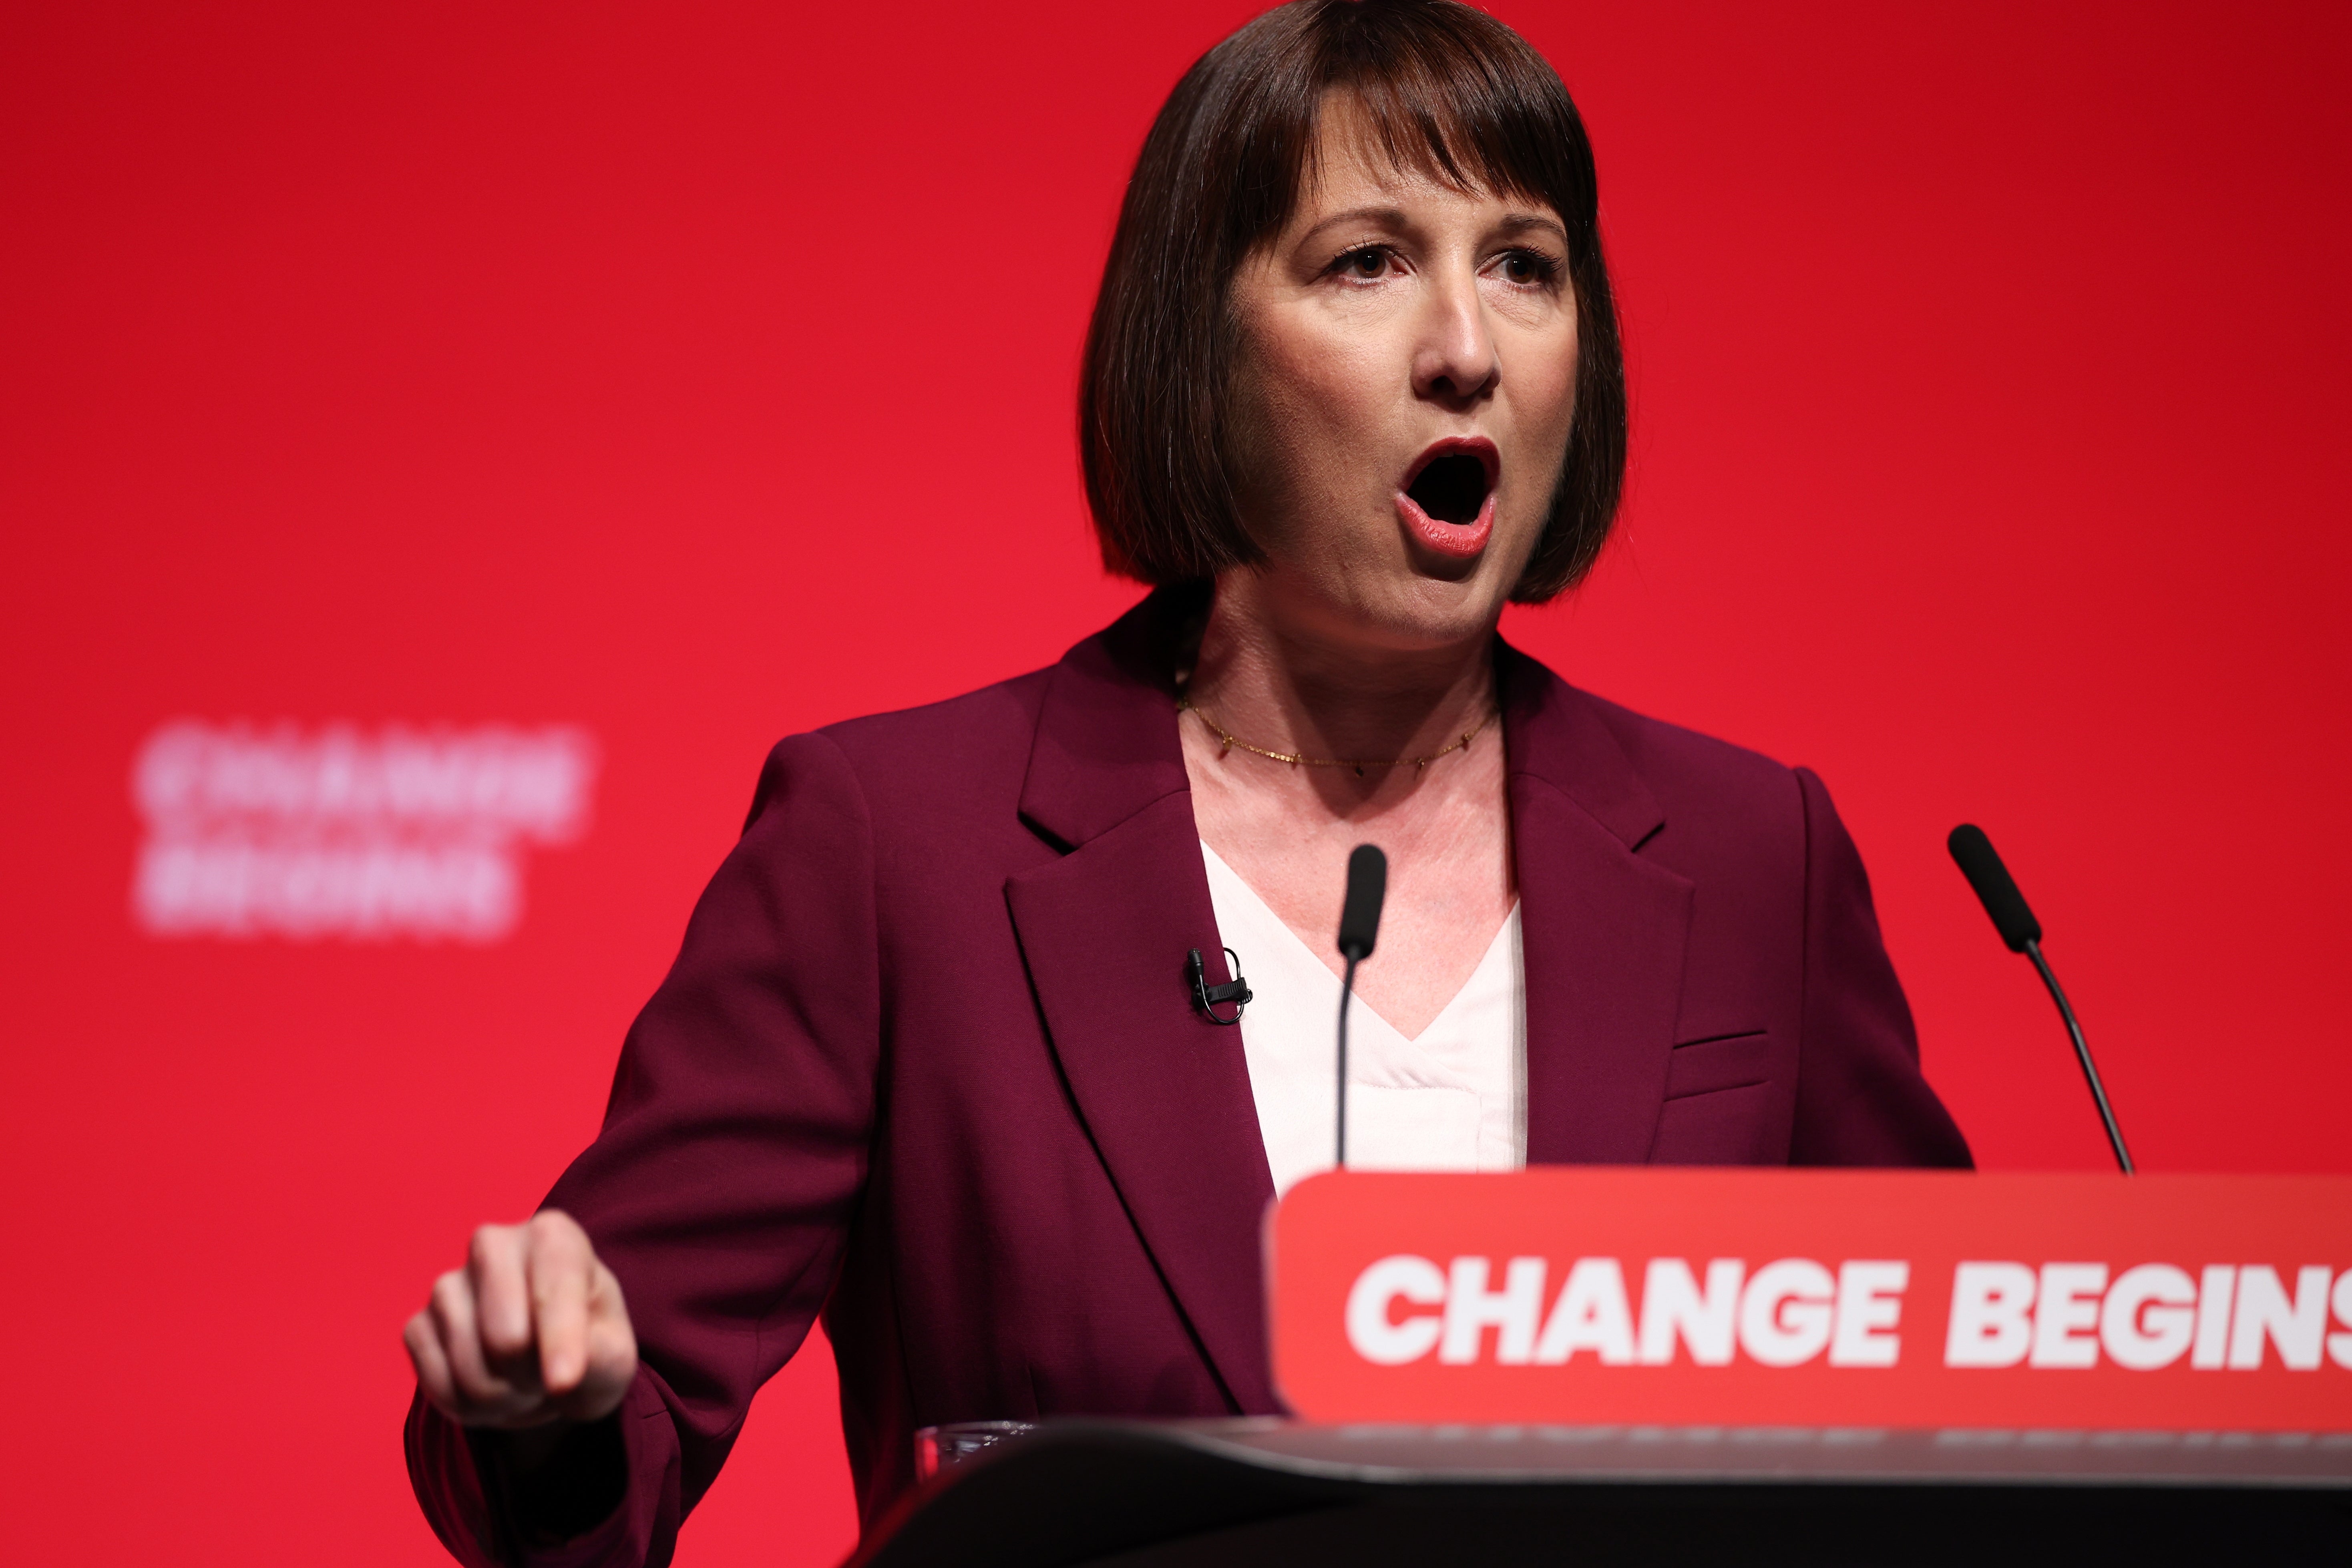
1395;438;1498;563
1406;452;1492;525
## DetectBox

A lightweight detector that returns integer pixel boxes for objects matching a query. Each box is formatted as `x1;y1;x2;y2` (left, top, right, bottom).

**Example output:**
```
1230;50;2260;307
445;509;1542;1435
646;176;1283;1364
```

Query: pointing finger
527;1214;593;1395
469;1224;533;1361
554;1262;639;1422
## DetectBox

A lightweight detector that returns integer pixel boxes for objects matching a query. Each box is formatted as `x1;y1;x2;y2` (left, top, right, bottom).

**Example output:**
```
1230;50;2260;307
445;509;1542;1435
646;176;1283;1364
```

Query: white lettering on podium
1341;1253;2352;1373
1946;1262;2038;1367
2230;1265;2332;1370
1532;1258;1636;1365
1345;1255;1447;1365
1348;1254;1904;1369
2099;1264;2199;1369
2030;1264;2109;1368
1440;1256;1546;1365
1829;1261;1909;1367
1944;1261;2344;1371
1637;1258;1743;1366
1737;1259;1838;1366
2191;1265;2236;1369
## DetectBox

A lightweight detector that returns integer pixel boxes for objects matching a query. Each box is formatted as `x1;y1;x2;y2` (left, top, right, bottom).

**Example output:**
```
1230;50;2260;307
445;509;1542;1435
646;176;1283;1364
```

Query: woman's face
1223;105;1580;652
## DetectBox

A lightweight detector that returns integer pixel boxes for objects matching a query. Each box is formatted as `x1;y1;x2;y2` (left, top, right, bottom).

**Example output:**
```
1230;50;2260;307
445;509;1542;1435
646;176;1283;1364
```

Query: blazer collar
1496;640;1694;1164
1493;637;1664;852
1009;586;1278;1414
1017;586;1199;851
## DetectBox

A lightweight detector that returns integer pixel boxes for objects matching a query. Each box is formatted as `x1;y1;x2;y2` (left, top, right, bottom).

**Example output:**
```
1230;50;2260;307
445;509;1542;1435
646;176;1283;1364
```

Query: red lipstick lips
1396;436;1499;561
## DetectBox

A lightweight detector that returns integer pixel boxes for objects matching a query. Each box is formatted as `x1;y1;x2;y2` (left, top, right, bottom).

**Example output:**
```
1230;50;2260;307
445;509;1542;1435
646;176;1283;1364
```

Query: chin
1242;519;1534;651
1349;570;1516;652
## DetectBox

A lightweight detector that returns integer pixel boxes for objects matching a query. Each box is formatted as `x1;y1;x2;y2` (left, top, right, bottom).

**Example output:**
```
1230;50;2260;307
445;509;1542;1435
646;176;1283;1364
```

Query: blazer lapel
1499;642;1695;1164
1005;592;1278;1414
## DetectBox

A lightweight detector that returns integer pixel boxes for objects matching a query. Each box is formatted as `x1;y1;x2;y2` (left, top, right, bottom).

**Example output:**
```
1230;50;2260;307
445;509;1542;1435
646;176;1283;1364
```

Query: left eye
1499;252;1551;284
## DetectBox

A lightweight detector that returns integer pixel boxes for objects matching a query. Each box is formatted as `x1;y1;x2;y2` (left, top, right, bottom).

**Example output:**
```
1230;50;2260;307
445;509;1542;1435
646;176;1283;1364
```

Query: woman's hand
404;1210;638;1429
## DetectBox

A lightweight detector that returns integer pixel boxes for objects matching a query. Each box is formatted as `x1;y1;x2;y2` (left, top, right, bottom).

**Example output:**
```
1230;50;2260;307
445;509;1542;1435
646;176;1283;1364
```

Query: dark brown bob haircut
1080;0;1624;605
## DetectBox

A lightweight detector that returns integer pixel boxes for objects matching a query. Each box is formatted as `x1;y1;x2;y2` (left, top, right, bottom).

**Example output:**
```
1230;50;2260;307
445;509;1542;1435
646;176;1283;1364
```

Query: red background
3;2;2347;1563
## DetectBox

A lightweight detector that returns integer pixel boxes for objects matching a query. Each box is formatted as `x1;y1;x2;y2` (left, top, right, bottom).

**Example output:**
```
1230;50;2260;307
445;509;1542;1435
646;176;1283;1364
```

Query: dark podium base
850;1422;2352;1568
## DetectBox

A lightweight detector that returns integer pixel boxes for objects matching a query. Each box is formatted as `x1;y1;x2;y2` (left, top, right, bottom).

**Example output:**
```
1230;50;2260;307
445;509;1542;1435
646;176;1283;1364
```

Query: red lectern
848;1171;2352;1566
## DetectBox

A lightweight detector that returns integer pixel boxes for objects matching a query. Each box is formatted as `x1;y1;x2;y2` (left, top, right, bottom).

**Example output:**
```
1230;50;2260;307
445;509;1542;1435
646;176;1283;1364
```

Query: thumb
556;1262;638;1422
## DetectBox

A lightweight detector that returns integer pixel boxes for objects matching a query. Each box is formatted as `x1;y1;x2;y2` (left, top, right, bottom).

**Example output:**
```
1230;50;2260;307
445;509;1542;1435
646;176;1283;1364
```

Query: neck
1184;572;1499;766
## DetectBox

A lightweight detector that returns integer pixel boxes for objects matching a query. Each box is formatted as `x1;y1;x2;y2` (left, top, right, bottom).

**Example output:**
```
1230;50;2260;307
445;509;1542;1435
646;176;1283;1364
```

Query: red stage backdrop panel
1;2;2346;1564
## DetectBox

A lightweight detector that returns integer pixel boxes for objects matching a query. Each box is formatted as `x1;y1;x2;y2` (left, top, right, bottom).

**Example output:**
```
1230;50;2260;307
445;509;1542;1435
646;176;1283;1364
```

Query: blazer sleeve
1787;766;1973;1168
405;731;883;1567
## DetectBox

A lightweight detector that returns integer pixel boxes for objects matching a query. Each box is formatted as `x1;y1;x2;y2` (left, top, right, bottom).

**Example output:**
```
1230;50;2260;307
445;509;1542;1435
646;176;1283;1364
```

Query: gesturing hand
404;1210;638;1429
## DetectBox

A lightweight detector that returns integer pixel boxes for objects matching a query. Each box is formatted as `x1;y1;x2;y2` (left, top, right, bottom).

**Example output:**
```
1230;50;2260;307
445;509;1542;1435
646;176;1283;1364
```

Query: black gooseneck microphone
1334;844;1389;1169
1946;824;2134;1174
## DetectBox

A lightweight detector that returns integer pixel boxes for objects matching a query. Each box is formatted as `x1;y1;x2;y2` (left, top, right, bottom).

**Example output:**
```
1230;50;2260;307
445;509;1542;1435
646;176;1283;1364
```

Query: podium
853;1418;2352;1566
852;1170;2352;1566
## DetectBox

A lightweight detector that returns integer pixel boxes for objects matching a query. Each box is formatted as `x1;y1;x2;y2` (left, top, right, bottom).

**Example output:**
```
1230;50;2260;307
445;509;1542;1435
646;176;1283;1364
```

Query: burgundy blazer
406;589;1970;1566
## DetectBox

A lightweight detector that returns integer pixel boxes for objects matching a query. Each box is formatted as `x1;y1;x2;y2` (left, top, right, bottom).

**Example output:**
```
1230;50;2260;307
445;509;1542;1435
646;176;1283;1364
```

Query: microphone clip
1186;947;1252;1026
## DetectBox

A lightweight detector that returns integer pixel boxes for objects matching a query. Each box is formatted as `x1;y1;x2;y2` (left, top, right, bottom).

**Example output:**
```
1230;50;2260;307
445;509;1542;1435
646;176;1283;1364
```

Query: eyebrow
1295;205;1410;245
1293;204;1569;249
1496;212;1570;245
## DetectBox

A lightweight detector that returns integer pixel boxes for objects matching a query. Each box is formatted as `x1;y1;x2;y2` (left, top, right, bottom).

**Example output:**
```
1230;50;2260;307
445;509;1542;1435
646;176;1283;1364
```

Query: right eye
1333;245;1394;281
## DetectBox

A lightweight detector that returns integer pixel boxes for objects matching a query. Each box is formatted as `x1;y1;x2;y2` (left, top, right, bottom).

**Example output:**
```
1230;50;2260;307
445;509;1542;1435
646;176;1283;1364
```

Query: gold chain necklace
1176;694;1492;778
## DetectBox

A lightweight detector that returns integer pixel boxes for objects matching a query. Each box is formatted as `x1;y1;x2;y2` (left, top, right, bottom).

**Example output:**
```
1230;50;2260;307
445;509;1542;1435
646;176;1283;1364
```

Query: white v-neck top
1200;841;1527;1197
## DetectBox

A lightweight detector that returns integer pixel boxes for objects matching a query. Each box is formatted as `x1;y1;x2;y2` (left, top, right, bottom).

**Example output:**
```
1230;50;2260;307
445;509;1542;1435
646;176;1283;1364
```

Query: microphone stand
1336;955;1359;1168
2023;938;2134;1174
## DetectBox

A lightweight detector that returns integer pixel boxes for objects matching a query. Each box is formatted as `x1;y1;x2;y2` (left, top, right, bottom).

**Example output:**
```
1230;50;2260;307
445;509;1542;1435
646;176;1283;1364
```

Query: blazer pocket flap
1663;1029;1773;1100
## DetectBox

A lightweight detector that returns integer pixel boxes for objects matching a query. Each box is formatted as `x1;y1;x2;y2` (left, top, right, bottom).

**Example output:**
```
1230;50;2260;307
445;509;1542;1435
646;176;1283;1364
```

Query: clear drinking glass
911;1419;1037;1480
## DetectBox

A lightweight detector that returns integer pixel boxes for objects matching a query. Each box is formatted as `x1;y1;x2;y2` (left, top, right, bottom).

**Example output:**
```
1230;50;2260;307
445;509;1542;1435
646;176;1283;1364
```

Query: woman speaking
404;1;1970;1560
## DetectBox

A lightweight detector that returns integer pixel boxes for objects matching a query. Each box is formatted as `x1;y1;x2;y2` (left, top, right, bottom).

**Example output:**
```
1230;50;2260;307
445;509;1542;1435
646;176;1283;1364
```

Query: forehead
1292;91;1555;226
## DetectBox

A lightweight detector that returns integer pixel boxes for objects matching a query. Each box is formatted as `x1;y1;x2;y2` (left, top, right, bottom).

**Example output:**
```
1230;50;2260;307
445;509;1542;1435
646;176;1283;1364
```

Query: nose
1410;265;1500;407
